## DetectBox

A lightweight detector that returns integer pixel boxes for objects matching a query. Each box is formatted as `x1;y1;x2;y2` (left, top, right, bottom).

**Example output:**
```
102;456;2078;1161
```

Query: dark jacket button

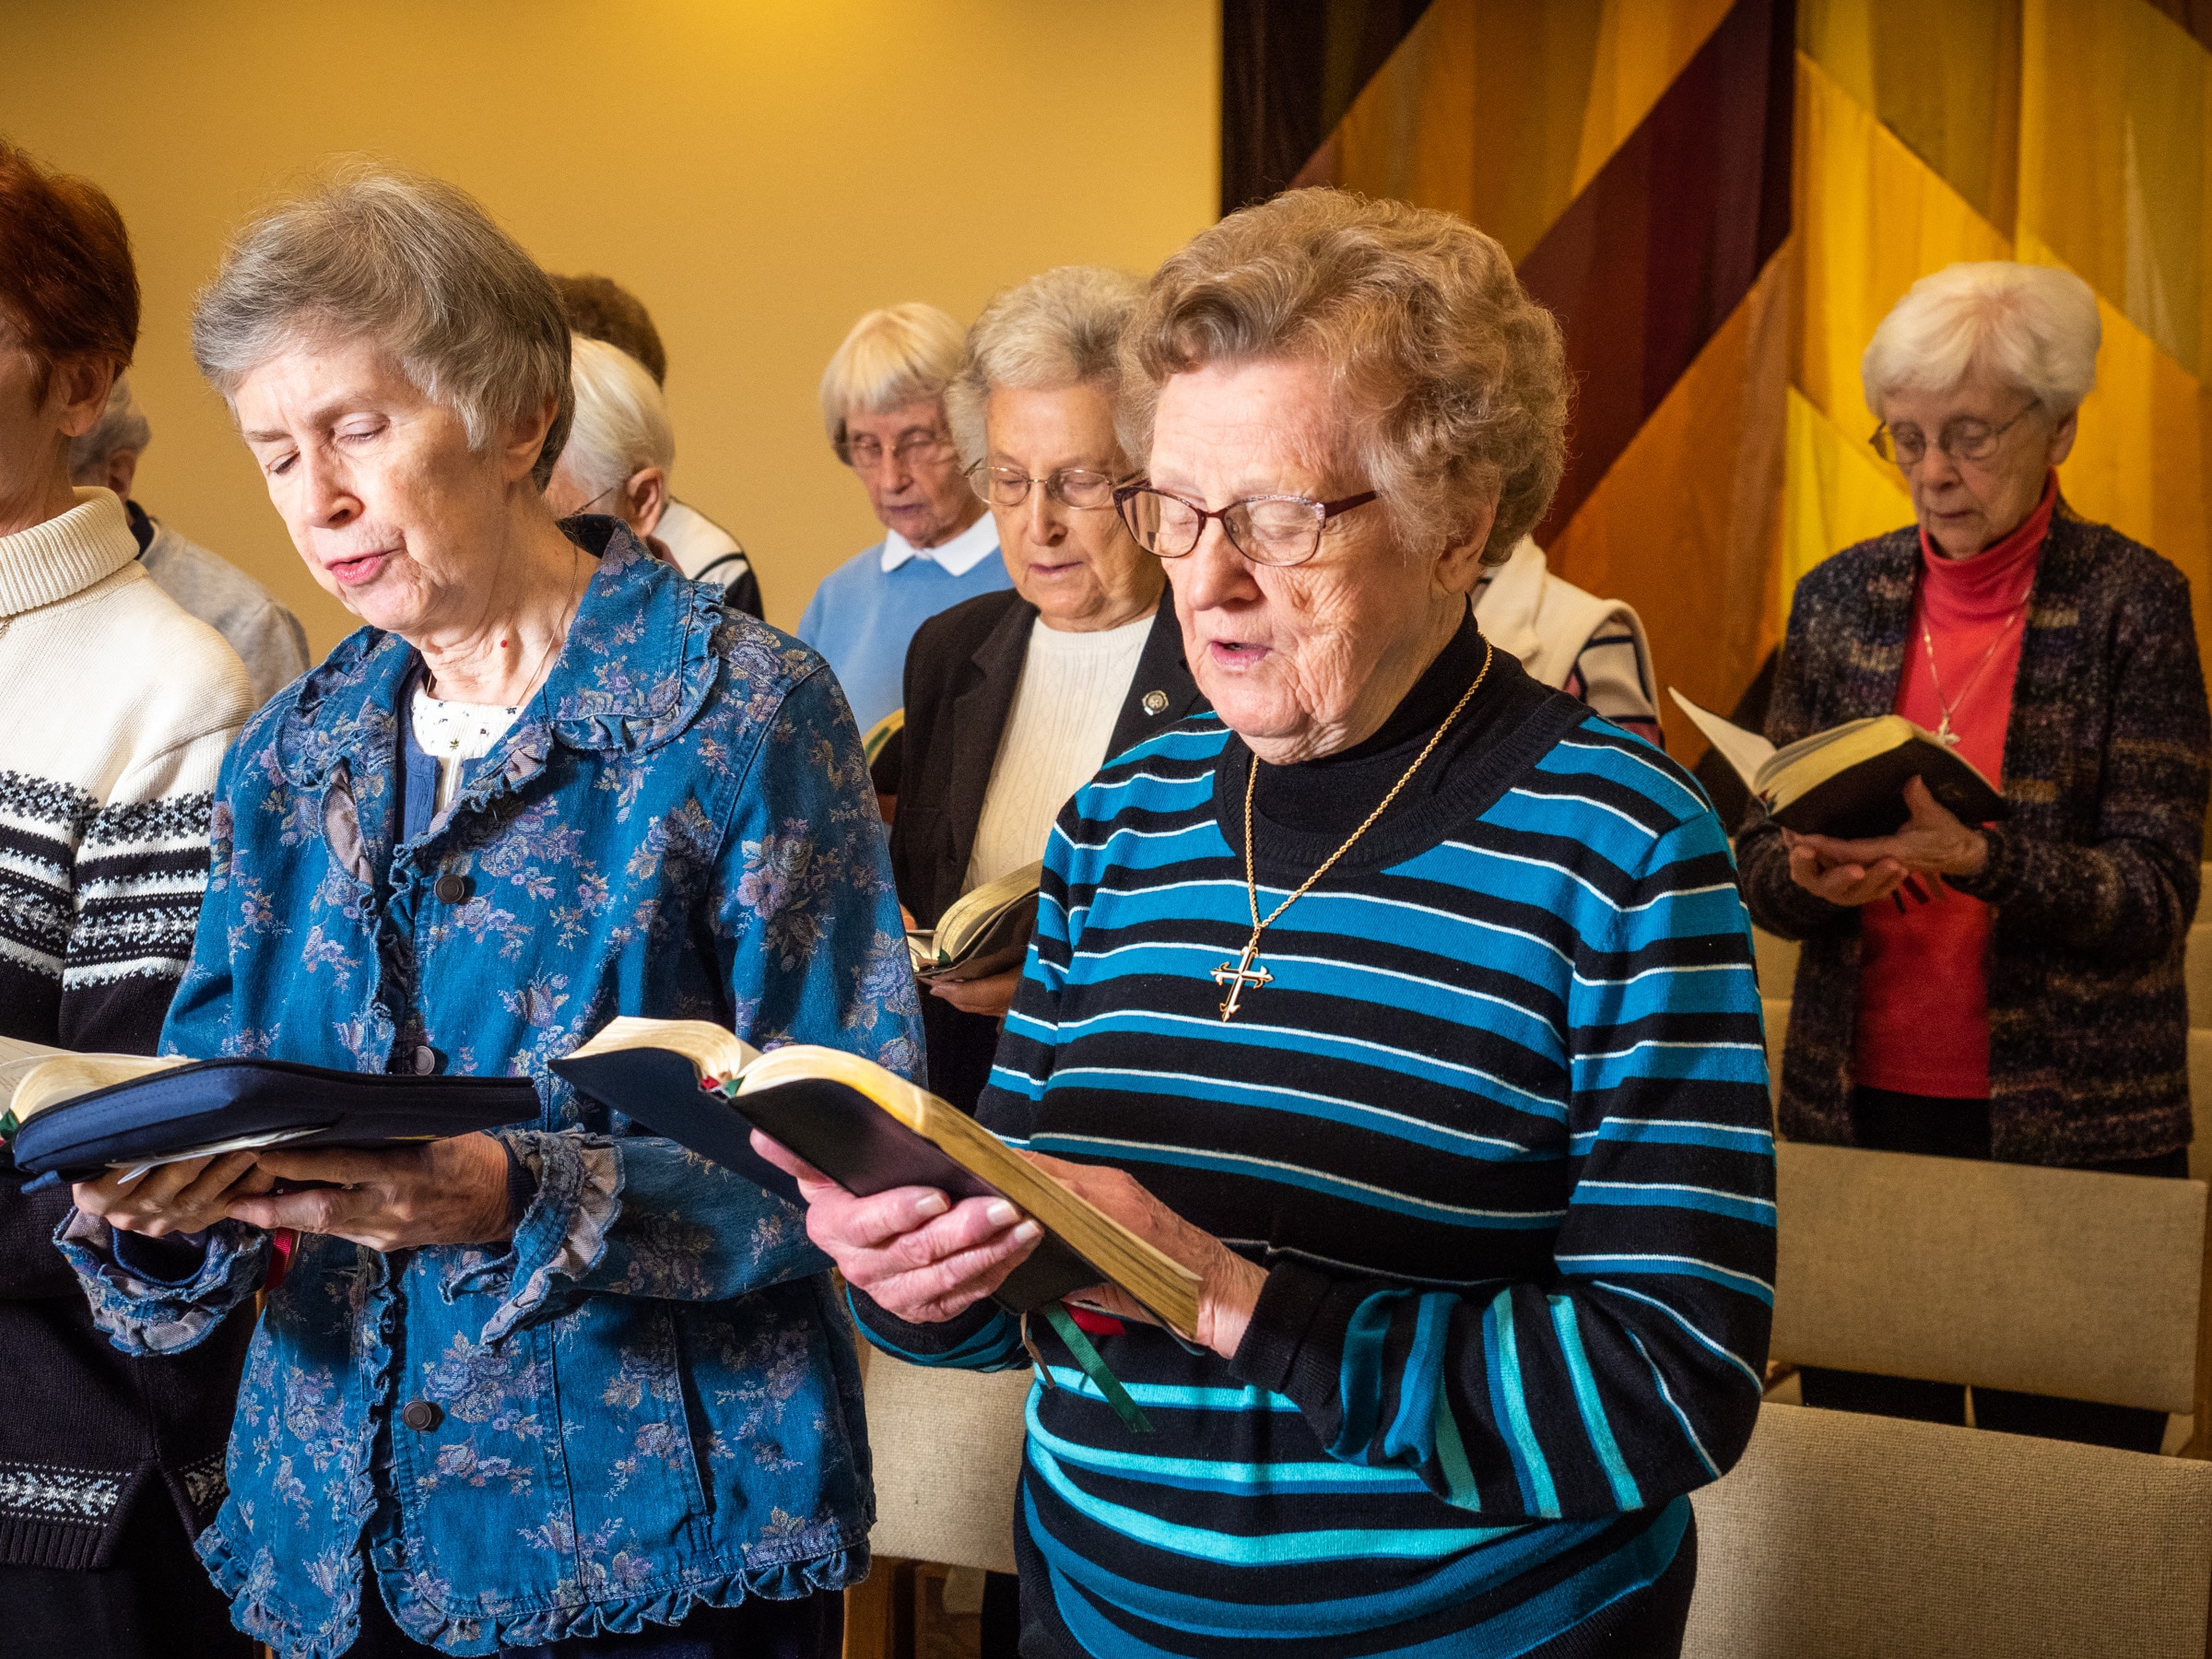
400;1400;443;1432
411;1045;440;1076
433;873;471;904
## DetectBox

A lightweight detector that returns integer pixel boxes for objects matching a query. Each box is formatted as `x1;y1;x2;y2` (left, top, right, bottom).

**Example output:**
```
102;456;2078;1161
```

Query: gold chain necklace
1920;603;2024;747
1212;640;1494;1020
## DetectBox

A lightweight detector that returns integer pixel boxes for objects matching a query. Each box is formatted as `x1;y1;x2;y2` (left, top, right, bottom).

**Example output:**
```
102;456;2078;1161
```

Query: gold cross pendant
1212;940;1273;1020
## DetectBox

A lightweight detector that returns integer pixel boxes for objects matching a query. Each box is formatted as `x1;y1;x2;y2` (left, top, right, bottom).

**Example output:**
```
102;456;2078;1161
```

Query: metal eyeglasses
967;463;1124;511
1112;483;1379;567
1870;401;2039;467
838;429;959;472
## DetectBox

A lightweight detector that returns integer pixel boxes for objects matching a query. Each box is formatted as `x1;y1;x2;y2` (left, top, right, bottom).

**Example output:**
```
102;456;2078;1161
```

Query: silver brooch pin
1142;689;1169;716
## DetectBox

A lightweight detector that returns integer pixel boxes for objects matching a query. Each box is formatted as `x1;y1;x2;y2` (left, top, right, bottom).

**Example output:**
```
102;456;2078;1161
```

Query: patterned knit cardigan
1737;506;2209;1164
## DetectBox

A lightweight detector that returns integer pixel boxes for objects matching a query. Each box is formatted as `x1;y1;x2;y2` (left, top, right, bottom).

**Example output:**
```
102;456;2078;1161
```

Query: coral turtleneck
1853;471;2055;1100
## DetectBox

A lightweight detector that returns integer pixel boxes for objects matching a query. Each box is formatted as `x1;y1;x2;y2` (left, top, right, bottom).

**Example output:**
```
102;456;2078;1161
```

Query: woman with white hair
797;302;1010;735
546;335;677;549
893;265;1206;1108
1739;261;2210;1448
58;164;918;1656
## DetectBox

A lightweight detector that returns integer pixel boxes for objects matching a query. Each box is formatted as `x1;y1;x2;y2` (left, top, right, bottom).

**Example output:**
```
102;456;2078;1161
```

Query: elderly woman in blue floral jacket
58;168;918;1659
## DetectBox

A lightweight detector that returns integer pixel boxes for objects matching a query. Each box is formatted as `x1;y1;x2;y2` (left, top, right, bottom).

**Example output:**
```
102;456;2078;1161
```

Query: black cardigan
889;587;1206;1110
1738;507;2210;1164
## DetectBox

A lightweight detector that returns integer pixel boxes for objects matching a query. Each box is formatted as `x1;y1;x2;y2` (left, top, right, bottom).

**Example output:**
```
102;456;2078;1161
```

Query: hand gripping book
1670;689;2008;841
905;860;1042;983
0;1035;541;1186
551;1018;1202;1338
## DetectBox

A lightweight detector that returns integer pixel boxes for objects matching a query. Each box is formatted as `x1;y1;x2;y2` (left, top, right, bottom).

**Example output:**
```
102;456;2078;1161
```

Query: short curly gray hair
192;161;572;488
944;265;1145;468
1123;189;1566;565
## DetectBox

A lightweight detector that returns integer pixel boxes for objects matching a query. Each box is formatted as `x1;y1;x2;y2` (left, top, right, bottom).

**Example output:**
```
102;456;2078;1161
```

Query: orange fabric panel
1547;252;1791;758
1317;0;1732;263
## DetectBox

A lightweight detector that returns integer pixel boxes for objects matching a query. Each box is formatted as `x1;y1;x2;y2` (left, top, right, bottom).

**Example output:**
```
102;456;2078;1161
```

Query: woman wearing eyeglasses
798;302;1012;735
892;265;1206;1113
1738;262;2209;1448
763;193;1775;1659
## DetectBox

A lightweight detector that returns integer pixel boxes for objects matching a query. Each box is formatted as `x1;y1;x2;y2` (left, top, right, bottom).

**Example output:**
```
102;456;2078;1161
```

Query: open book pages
0;1037;188;1134
1668;689;2001;829
906;859;1043;981
558;1018;1204;1337
736;1044;1202;1337
563;1017;761;1086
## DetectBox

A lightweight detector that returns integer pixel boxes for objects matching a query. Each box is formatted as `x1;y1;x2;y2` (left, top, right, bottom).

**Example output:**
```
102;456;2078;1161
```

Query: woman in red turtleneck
1737;262;2211;1452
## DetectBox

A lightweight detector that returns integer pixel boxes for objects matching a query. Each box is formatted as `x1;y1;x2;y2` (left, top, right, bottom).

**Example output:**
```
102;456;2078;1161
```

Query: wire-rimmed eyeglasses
1112;482;1379;567
1870;401;2039;467
967;462;1124;512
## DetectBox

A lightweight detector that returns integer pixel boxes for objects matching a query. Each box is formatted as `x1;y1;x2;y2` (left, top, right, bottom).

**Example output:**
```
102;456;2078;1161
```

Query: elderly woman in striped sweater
761;190;1776;1659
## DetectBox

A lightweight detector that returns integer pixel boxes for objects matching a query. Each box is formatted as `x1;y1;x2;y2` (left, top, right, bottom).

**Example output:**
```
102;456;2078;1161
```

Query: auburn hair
0;137;138;382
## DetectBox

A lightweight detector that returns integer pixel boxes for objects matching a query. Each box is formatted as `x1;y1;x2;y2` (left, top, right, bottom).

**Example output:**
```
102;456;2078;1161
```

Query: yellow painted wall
0;1;1220;654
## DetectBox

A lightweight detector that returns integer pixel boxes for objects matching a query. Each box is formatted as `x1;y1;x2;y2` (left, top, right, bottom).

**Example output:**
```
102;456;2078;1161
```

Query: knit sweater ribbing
857;651;1773;1656
0;486;254;1568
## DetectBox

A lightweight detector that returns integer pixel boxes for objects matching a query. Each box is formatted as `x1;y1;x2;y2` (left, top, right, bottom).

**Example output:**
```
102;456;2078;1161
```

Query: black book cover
1771;737;2008;841
10;1060;540;1184
554;1053;1100;1312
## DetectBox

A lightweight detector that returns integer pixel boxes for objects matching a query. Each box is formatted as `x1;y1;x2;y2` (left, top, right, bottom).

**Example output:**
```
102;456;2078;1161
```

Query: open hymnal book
905;859;1042;982
0;1035;539;1185
1670;690;2007;841
552;1017;1202;1337
0;1037;185;1133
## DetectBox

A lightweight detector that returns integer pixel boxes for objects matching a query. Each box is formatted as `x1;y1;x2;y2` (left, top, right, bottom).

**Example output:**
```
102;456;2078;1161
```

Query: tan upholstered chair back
1751;927;1797;998
1685;1403;2212;1657
856;1343;1031;1575
1770;1141;2208;1413
2191;1028;2212;1183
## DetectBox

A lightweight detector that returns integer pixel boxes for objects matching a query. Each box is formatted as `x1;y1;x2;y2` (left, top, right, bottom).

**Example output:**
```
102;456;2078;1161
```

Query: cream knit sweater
0;488;253;1052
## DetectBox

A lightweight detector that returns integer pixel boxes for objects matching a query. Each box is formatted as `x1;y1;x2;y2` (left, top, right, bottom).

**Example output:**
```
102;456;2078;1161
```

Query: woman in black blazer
888;266;1206;1113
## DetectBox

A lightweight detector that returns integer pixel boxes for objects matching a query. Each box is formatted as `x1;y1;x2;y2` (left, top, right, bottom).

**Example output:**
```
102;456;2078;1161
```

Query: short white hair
559;335;674;497
68;372;151;483
944;265;1144;468
818;301;963;454
1862;262;2100;418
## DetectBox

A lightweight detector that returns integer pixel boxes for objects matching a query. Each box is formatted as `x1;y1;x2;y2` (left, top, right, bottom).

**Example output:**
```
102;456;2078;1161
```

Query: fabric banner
1269;0;2212;755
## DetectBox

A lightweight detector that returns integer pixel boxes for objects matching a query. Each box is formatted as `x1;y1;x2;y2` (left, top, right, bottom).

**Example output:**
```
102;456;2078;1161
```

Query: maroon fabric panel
2147;0;2212;53
1519;0;1794;544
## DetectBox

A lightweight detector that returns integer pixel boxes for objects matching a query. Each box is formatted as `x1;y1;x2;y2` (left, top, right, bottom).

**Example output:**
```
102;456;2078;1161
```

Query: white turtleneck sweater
0;488;253;1053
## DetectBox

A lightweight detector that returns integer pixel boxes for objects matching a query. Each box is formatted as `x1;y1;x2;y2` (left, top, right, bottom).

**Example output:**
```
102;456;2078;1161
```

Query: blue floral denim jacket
57;524;923;1656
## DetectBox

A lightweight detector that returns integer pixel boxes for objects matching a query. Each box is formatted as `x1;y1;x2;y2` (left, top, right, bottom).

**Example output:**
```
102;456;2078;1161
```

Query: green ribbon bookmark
1040;1302;1154;1434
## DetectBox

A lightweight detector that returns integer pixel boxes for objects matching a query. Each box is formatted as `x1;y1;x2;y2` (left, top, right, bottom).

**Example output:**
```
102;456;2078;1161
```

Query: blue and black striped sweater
858;629;1775;1657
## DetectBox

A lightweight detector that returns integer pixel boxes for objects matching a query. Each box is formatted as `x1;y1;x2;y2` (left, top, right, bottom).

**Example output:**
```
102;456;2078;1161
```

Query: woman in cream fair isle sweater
0;136;254;1659
0;488;253;1050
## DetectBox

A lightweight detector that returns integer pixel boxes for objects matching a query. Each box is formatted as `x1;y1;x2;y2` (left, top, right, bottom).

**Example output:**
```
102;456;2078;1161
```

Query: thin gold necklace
1212;639;1494;1020
1920;603;2023;747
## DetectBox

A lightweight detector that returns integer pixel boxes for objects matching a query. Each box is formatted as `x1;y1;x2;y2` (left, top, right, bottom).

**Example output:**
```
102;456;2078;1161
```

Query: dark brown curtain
1218;0;1435;215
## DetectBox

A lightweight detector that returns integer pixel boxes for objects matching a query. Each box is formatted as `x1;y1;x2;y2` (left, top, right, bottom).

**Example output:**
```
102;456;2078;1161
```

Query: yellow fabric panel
1797;0;2021;229
1570;0;1739;194
2019;229;2212;646
2020;0;2207;376
1779;387;1913;638
1793;53;2014;441
1547;254;1791;758
1326;0;1729;264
